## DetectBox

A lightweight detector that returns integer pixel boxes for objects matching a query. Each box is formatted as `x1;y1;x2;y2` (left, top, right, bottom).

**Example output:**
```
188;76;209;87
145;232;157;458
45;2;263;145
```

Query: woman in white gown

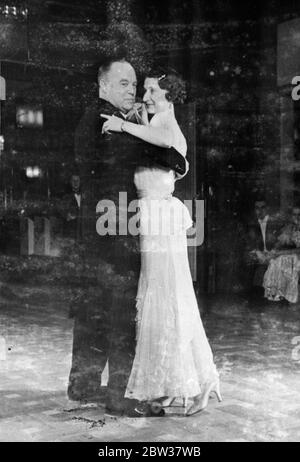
101;71;221;416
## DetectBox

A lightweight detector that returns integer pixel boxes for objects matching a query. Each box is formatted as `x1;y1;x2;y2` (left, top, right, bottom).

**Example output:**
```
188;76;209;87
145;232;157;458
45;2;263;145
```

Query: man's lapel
98;99;117;116
265;217;276;250
254;221;263;248
72;193;80;210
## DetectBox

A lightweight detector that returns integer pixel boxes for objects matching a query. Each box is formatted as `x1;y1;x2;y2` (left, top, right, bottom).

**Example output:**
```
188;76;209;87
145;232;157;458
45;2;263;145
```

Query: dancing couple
68;55;221;417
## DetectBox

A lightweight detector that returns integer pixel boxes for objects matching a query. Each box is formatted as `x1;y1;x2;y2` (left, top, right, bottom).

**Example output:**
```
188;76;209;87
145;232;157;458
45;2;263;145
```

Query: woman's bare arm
122;120;174;148
101;114;174;148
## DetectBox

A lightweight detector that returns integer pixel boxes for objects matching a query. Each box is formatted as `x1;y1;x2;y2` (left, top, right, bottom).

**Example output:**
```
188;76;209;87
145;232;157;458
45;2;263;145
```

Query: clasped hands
249;249;277;264
100;114;124;134
101;103;149;134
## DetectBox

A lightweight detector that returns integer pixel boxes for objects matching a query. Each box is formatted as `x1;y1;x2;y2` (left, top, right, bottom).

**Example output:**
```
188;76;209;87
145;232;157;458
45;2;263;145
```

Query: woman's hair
146;68;187;104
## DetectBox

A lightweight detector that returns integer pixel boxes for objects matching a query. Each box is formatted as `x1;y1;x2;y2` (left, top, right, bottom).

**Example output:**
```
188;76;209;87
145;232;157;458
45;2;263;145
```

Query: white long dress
125;105;219;401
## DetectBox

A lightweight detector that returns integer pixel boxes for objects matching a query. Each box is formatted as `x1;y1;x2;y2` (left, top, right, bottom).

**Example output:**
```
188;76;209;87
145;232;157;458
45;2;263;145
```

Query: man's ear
99;78;107;94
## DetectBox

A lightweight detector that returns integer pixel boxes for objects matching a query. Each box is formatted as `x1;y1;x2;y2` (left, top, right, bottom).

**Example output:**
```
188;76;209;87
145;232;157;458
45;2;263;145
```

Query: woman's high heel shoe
151;396;189;415
160;397;176;408
162;397;189;412
186;382;222;416
149;397;175;415
183;397;189;415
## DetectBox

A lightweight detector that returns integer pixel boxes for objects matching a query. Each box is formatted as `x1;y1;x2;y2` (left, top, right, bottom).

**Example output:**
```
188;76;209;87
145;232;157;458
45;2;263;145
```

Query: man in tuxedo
62;173;84;242
245;199;281;299
67;56;187;415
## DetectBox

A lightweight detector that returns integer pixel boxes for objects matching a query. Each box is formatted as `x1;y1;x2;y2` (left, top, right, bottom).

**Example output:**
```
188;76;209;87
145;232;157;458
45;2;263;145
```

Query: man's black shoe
126;403;165;418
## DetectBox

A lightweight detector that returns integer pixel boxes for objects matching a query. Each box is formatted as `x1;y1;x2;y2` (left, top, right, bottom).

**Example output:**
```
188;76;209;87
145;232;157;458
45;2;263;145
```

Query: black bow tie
114;111;137;123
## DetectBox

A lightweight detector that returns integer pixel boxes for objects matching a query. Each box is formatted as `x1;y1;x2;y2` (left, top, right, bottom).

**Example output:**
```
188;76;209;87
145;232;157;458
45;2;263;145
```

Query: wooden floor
0;284;300;442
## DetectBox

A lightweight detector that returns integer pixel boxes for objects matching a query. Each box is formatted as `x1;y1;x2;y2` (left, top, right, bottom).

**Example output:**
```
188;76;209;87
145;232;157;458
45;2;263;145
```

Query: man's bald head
98;59;137;113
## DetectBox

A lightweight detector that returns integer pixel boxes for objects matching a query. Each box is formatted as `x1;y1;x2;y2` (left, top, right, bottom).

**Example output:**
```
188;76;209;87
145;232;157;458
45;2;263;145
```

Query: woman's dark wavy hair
146;67;187;104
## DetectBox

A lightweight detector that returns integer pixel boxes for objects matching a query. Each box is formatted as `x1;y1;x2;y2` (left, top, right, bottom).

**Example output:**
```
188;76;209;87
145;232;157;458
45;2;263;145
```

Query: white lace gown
125;106;219;401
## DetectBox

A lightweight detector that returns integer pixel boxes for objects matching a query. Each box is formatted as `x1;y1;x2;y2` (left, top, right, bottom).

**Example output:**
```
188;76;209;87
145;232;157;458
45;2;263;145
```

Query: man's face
255;201;267;220
71;175;80;192
100;61;137;113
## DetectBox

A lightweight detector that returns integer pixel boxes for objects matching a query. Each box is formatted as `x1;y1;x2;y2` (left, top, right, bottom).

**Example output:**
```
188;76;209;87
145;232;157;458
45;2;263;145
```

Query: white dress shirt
258;215;269;251
74;193;81;208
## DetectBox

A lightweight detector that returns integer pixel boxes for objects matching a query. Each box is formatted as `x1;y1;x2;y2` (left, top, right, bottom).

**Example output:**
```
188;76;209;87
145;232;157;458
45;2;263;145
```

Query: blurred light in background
0;5;28;19
0;76;6;100
0;135;4;151
26;166;42;178
16;106;43;128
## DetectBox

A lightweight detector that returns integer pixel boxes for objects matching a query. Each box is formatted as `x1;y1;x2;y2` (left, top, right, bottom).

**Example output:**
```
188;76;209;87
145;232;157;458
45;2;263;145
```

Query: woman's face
143;77;169;114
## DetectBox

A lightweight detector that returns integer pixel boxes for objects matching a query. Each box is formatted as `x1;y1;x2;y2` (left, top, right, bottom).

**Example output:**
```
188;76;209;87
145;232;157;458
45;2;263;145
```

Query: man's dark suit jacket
62;189;84;241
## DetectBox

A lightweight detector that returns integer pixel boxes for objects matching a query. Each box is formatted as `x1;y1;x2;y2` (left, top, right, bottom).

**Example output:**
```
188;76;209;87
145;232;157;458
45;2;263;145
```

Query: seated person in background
244;198;282;300
263;206;300;303
62;172;84;242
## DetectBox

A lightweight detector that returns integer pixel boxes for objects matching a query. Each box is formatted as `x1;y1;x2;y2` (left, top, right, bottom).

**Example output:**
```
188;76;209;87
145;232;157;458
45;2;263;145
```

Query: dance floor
0;283;300;442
